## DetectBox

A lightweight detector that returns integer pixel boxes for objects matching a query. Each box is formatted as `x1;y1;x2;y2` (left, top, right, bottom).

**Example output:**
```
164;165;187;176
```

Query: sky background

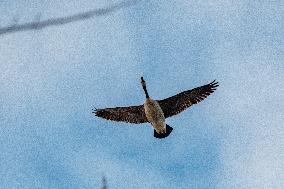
0;0;283;188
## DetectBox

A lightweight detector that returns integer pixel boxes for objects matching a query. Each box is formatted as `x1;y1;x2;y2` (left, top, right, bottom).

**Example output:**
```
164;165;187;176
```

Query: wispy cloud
0;0;138;36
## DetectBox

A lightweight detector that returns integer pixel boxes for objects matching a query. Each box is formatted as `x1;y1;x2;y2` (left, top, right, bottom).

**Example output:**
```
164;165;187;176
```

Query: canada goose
93;77;219;139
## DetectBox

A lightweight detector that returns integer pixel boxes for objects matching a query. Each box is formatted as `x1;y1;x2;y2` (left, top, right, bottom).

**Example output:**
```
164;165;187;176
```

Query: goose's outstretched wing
93;105;148;124
158;80;219;118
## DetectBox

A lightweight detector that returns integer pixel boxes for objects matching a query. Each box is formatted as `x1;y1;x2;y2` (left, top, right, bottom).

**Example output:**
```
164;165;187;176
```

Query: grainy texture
93;105;148;124
158;80;219;118
0;0;138;36
144;98;165;133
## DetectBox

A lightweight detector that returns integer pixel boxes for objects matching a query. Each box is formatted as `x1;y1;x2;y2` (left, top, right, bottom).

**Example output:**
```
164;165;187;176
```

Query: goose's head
141;77;146;87
141;77;149;98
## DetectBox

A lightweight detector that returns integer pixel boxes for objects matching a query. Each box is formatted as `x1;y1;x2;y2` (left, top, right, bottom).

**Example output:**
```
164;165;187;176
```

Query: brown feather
93;105;148;124
157;80;219;118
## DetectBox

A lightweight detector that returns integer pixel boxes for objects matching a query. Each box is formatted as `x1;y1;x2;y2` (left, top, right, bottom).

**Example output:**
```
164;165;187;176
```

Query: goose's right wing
158;80;219;118
93;105;148;124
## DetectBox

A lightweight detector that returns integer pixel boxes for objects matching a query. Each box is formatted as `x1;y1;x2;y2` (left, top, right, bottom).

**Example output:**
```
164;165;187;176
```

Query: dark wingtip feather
92;107;98;114
93;108;108;119
210;80;219;88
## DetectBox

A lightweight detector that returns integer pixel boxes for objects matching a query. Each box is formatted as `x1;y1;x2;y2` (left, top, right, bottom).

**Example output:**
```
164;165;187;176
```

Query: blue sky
0;0;283;188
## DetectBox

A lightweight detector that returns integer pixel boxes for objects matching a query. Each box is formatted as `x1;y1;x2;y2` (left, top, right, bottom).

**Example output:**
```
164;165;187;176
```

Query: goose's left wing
93;105;148;124
158;80;219;118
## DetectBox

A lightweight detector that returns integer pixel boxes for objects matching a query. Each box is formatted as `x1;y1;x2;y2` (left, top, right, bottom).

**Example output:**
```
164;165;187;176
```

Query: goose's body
144;98;166;134
93;77;219;139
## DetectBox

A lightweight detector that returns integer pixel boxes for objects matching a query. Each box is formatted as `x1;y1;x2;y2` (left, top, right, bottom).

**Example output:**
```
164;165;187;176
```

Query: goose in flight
93;77;219;139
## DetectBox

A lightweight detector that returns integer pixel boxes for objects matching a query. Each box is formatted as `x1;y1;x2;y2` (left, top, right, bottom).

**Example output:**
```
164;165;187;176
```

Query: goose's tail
154;124;173;139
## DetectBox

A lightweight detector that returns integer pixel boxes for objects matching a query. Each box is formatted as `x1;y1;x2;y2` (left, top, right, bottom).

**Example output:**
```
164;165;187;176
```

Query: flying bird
93;77;219;139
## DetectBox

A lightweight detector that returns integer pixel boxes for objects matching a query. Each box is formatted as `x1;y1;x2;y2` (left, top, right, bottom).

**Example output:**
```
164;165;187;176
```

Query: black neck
143;85;149;98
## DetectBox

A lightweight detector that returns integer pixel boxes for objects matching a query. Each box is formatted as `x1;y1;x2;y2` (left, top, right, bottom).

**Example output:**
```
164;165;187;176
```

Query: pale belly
144;98;166;133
